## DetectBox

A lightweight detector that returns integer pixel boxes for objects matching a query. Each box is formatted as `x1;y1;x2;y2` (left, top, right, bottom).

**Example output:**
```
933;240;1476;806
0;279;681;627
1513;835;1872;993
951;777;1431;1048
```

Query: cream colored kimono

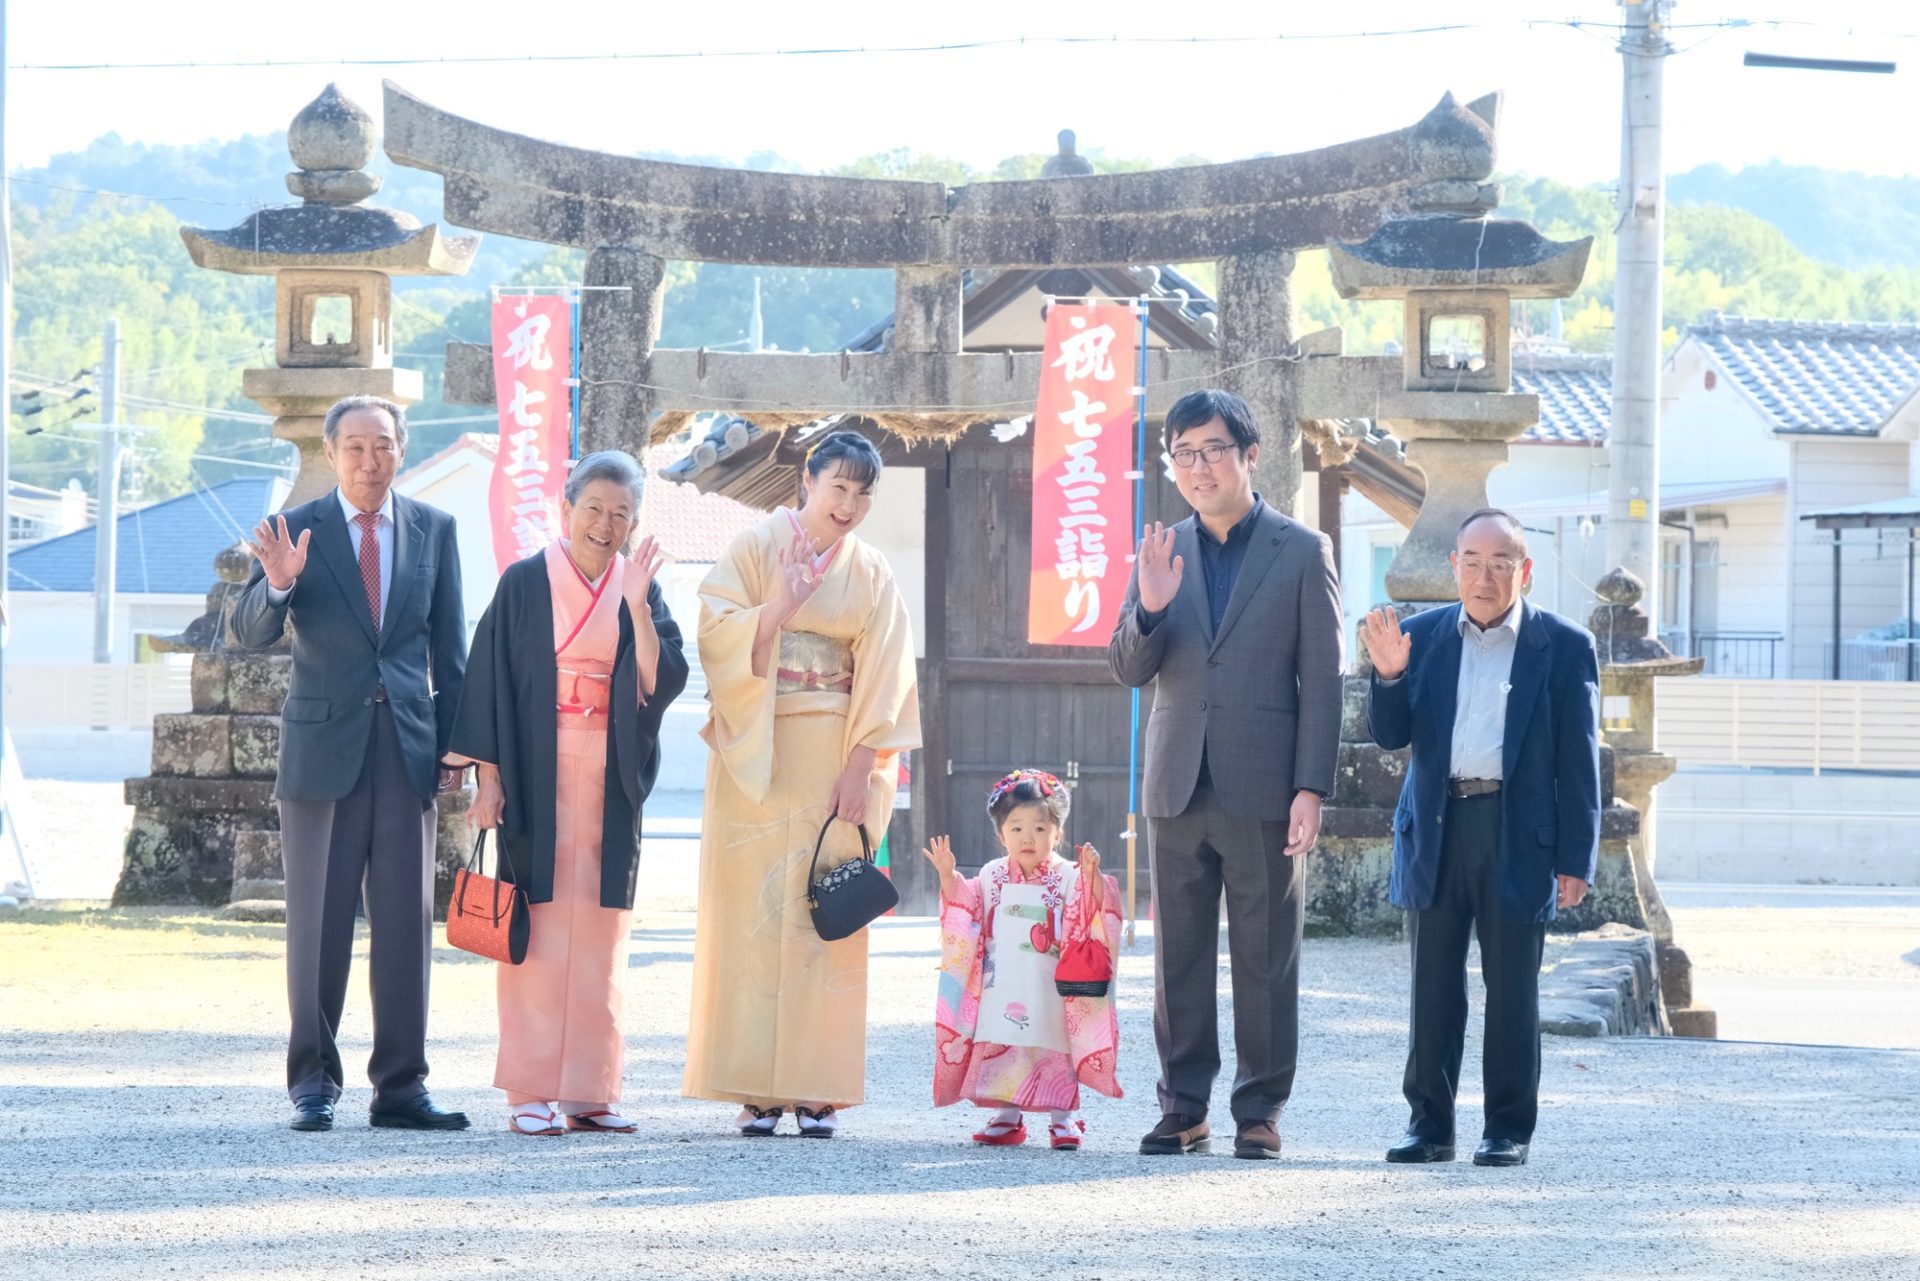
683;510;921;1108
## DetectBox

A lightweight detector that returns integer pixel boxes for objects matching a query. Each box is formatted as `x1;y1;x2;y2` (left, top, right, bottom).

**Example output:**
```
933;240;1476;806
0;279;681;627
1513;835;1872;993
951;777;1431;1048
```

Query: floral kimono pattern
933;854;1122;1111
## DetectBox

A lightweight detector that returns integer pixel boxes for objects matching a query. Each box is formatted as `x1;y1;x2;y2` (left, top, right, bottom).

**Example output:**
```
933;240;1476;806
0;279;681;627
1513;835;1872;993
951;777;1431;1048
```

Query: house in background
5;477;287;777
1661;314;1919;679
6;479;92;550
1339;316;1920;681
6;476;287;664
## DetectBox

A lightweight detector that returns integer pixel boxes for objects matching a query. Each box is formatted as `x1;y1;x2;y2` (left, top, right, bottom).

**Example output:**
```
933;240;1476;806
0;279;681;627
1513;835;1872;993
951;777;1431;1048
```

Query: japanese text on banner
1027;303;1138;647
488;295;574;575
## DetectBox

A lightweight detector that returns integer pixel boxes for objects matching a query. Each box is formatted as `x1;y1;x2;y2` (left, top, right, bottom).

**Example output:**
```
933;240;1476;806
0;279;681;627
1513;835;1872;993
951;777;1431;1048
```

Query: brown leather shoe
1233;1119;1282;1160
1139;1113;1210;1155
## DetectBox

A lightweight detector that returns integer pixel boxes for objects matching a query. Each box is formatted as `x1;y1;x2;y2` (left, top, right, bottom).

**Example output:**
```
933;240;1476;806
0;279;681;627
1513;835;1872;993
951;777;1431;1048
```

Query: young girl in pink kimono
924;769;1122;1150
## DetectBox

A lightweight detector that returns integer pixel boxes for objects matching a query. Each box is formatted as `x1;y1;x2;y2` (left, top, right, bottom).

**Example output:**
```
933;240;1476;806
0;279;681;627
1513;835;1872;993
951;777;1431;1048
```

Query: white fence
3;663;193;729
1654;677;1920;774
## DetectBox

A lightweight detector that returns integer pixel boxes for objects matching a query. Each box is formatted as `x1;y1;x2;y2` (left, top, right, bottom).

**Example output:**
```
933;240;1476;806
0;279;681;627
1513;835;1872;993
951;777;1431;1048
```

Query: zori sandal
972;1118;1028;1147
795;1105;839;1138
737;1105;783;1137
564;1110;637;1134
508;1105;566;1137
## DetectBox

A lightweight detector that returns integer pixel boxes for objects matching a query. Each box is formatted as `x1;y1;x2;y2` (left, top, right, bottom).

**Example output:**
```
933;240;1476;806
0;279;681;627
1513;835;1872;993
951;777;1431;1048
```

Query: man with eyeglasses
1109;388;1343;1161
1360;508;1600;1169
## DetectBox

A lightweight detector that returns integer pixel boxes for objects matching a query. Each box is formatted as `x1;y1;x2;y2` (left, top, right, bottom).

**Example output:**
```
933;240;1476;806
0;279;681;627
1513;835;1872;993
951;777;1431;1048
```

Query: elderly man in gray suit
1109;388;1344;1160
234;395;470;1133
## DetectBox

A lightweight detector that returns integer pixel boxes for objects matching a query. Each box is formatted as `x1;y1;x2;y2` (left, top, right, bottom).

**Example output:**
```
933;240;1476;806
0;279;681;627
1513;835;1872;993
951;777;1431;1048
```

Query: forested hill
8;131;1919;506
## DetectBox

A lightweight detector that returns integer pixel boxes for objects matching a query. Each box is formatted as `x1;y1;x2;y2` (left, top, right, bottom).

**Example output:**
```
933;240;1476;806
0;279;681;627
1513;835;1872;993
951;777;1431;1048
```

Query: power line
1;174;262;208
7;18;1911;72
4;26;1501;72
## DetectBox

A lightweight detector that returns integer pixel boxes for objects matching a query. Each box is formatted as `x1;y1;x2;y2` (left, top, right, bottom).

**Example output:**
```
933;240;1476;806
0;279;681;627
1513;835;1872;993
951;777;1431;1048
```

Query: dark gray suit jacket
232;490;467;804
1108;505;1343;821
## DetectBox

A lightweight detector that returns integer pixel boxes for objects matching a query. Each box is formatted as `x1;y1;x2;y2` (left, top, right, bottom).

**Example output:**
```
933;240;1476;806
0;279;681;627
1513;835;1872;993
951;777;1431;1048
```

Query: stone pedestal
117;548;289;907
1587;568;1718;1037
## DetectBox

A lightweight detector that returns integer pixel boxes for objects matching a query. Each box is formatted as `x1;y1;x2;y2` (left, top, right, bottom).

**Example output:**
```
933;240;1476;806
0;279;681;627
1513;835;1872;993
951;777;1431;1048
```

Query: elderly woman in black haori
449;449;688;1136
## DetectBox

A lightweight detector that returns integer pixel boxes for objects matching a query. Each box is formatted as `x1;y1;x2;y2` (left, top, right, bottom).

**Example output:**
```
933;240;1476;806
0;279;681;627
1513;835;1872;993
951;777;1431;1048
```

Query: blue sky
8;1;1917;181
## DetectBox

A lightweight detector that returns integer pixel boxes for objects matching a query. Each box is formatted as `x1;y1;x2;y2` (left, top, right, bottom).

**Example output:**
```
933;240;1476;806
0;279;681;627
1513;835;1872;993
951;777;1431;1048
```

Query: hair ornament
988;768;1062;805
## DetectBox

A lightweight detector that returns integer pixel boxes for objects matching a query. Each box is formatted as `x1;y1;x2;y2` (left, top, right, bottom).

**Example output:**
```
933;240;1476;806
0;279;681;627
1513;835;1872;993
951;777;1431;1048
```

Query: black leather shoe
369;1094;471;1131
289;1095;335;1132
1473;1138;1529;1167
1139;1113;1210;1155
1386;1132;1455;1163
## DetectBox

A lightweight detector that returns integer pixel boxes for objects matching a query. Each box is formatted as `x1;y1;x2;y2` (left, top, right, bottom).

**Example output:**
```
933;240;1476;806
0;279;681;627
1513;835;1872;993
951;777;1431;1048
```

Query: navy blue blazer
1367;601;1601;924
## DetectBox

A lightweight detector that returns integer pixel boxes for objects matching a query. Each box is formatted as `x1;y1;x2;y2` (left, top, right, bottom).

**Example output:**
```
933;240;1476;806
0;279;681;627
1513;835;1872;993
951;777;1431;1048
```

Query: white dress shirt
267;489;395;617
1449;599;1522;781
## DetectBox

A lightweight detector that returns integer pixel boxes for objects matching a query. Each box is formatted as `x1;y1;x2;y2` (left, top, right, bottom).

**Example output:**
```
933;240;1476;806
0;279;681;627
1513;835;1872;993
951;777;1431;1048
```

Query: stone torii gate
389;83;1619;927
387;81;1519;512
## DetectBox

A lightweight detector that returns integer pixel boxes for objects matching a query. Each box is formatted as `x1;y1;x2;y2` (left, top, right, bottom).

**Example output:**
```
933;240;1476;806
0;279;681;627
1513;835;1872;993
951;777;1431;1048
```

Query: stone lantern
181;83;479;504
117;86;479;918
1585;567;1718;1037
1327;213;1589;603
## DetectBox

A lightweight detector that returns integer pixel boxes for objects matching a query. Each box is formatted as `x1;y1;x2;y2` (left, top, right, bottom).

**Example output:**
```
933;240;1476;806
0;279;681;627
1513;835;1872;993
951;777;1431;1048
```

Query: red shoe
972;1119;1028;1146
1049;1121;1083;1151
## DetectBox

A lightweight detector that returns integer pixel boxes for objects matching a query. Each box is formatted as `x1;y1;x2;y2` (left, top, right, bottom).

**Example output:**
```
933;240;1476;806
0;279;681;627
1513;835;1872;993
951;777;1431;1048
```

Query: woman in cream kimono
684;430;921;1138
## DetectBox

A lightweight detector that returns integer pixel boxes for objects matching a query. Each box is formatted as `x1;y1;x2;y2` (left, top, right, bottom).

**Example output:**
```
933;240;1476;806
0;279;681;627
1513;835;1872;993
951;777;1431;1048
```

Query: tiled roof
1687;312;1920;436
7;478;282;594
1513;353;1611;444
639;436;765;562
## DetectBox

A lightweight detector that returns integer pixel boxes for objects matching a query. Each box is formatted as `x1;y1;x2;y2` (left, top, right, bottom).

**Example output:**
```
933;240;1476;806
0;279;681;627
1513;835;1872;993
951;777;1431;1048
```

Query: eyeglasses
1169;443;1239;469
1456;555;1522;578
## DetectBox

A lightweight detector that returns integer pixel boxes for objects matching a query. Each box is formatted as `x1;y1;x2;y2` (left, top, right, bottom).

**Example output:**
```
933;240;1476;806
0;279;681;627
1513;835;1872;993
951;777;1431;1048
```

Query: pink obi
557;658;614;728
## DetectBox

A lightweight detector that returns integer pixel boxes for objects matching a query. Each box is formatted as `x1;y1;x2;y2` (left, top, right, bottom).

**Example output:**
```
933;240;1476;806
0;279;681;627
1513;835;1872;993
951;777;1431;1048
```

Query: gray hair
565;449;646;508
323;395;408;453
1456;507;1529;554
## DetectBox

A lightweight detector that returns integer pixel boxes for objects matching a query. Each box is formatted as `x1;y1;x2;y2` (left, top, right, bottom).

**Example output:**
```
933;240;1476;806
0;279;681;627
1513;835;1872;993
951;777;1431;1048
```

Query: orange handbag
446;830;530;965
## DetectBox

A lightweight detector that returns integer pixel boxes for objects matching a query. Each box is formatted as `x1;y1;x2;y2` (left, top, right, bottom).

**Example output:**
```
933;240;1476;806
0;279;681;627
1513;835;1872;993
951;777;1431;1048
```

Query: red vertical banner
488;295;574;574
1028;303;1139;646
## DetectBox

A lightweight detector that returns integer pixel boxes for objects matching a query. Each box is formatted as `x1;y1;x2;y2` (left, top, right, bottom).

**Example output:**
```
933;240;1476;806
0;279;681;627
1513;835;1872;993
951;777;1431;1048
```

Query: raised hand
1135;522;1185;614
921;834;960;900
772;530;823;623
245;515;310;592
1076;842;1103;906
921;834;957;879
622;533;668;615
1360;606;1412;680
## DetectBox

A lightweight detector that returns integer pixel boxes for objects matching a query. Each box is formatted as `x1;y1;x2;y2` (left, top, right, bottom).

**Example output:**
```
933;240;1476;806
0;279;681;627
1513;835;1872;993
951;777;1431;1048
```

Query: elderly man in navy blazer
1361;508;1600;1169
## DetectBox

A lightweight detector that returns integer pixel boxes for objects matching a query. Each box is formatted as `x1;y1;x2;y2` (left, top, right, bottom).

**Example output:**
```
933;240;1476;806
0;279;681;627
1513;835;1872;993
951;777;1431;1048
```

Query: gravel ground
4;907;1918;1281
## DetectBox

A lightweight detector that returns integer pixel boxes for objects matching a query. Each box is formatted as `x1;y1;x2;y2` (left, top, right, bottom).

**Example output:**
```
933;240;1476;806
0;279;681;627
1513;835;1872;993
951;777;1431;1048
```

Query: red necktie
355;511;382;638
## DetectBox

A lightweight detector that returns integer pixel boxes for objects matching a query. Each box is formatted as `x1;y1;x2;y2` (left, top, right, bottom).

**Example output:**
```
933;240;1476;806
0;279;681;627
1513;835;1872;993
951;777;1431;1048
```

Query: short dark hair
987;773;1072;842
803;429;882;488
1456;507;1529;552
1164;388;1259;454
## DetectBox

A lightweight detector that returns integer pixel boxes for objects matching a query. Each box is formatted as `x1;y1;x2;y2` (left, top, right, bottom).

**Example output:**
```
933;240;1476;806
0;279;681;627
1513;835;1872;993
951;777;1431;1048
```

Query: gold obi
776;631;854;697
557;657;614;728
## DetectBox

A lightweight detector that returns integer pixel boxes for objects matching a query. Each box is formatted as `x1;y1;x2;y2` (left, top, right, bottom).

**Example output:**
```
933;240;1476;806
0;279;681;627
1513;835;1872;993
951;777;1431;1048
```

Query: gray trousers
278;703;437;1106
1149;777;1306;1124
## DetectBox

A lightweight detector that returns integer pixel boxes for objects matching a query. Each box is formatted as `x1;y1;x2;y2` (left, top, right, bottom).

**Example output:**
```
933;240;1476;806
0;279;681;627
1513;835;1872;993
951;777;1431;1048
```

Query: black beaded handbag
806;816;897;941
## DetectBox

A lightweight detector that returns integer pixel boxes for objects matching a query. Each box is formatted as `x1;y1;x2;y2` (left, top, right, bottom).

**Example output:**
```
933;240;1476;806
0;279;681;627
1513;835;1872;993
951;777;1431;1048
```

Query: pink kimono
934;855;1123;1112
496;542;634;1107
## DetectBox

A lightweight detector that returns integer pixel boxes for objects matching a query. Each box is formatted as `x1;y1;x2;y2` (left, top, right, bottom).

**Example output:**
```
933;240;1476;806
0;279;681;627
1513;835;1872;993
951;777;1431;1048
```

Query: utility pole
0;0;17;889
1607;0;1671;627
93;317;120;663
